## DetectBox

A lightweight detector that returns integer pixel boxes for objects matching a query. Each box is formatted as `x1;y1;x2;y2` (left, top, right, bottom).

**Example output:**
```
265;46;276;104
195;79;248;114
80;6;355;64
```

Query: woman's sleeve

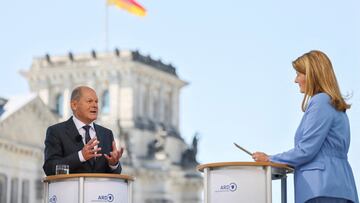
270;95;334;168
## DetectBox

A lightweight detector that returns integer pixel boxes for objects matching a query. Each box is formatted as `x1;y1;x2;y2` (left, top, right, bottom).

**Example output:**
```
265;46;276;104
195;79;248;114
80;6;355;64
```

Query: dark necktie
82;125;95;167
82;125;91;144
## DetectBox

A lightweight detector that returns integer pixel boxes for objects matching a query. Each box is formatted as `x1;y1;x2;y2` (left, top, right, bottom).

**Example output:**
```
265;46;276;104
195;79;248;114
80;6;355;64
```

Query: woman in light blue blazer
253;50;359;203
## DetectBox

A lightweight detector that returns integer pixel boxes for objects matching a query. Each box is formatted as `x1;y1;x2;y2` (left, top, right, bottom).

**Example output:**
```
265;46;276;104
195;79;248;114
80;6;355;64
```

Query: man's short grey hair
70;86;83;101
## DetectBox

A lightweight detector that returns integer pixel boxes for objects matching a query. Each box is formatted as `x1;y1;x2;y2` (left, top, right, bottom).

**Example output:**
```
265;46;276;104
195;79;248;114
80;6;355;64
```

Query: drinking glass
55;164;69;175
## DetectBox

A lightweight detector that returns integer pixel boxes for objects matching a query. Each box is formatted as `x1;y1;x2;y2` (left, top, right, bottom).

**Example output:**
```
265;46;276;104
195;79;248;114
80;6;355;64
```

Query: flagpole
105;0;109;51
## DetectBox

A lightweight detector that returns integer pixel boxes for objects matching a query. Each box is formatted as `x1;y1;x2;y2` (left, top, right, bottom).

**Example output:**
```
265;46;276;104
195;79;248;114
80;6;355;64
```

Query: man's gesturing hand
104;141;124;166
81;138;102;161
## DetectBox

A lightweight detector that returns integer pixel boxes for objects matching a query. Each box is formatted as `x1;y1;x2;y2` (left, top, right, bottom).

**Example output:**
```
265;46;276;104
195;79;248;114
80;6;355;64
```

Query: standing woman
253;50;359;203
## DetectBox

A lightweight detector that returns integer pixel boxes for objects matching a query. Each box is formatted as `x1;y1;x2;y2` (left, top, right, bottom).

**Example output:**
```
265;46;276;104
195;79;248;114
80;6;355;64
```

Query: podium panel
43;173;134;203
197;162;293;203
48;179;78;202
209;167;267;202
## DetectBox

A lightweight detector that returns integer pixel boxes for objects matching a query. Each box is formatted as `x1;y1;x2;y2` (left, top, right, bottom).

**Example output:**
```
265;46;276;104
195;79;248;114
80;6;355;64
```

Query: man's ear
70;100;77;111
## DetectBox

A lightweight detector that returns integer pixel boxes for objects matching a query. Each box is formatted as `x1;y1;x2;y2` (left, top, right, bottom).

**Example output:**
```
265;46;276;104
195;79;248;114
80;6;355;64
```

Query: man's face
71;88;98;124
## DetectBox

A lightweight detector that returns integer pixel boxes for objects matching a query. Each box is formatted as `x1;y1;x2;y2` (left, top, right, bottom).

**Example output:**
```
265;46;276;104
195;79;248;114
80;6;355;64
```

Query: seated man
43;86;123;175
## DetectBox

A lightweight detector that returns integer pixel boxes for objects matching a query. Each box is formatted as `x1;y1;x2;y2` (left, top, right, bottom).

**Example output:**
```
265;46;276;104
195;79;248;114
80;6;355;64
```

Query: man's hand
81;138;102;161
104;141;124;166
252;151;270;162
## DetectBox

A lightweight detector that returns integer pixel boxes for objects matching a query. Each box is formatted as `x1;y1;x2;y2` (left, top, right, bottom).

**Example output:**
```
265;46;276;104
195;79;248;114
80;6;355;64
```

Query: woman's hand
252;152;270;162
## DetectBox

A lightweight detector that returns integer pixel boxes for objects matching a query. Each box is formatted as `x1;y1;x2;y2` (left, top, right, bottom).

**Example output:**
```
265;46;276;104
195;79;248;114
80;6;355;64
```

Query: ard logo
229;183;237;192
96;194;114;202
216;182;237;192
49;195;57;203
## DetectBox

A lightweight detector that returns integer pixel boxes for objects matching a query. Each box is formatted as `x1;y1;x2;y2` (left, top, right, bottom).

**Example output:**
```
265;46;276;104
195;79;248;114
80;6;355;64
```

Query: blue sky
1;0;359;202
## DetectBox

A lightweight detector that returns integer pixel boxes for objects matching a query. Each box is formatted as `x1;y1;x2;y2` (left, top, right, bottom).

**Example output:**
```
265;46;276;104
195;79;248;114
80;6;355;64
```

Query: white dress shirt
72;116;118;170
72;116;96;162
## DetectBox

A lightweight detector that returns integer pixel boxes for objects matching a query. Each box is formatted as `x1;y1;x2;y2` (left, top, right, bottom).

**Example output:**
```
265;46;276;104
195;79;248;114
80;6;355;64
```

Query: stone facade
0;95;58;203
0;49;202;203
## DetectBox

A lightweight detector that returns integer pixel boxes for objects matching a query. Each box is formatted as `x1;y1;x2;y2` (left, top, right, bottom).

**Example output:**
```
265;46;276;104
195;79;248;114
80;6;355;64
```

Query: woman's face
295;72;306;93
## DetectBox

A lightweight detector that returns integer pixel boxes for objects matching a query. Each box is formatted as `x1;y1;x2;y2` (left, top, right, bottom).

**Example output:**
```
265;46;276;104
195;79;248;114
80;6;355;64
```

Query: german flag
108;0;147;17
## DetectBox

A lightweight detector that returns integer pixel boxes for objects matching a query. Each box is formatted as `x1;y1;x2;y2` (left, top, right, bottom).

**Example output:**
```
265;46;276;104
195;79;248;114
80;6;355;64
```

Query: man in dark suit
43;86;123;175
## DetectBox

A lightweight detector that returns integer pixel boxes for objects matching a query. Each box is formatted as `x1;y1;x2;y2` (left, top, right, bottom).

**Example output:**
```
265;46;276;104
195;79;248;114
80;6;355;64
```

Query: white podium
43;173;134;203
197;162;293;203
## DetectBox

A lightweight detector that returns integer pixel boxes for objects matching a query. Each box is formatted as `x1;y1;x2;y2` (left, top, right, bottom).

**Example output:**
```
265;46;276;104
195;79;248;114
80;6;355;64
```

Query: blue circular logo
107;194;114;202
49;195;57;203
229;183;237;192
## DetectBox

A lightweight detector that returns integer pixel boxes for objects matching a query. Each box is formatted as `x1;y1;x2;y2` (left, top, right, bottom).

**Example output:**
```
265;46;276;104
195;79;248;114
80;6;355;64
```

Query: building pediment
0;94;58;147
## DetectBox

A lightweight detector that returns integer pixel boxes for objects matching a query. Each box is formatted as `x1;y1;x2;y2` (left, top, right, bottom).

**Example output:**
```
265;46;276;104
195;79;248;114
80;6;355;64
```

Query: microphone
76;134;83;143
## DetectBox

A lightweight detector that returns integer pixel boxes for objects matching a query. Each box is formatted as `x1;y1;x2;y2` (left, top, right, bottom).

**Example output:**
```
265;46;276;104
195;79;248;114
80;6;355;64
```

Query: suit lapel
94;123;107;170
65;117;84;150
94;123;105;151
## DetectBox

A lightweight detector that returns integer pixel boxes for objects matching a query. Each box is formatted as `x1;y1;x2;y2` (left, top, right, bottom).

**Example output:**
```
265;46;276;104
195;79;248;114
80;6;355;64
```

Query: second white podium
197;162;293;203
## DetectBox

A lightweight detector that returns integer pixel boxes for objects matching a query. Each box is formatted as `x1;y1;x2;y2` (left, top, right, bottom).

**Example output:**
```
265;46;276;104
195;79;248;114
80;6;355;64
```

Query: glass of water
55;164;69;175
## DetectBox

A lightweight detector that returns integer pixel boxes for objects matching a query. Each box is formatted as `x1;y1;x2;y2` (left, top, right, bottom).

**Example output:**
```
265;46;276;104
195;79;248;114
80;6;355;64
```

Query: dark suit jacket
43;117;122;176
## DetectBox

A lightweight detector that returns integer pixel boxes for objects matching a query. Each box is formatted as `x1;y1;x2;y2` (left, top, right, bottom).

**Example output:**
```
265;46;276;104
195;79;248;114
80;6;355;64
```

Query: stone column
159;86;165;123
38;88;49;105
172;88;179;129
63;87;71;119
118;71;134;128
109;82;119;120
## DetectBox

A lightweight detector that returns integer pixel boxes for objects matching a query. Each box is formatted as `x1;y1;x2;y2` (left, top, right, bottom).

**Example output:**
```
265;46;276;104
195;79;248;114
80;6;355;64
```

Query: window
35;179;43;200
153;97;159;120
0;174;7;203
164;92;172;123
0;98;6;116
101;90;110;114
143;87;150;118
55;93;64;116
153;89;160;120
22;179;29;203
10;178;18;203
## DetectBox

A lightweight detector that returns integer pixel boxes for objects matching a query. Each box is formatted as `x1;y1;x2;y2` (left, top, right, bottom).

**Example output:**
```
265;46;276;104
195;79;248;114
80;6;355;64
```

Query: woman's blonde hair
292;50;350;112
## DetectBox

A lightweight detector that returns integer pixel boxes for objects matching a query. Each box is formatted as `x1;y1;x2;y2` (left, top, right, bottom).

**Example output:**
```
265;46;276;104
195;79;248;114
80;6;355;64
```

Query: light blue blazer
270;93;359;203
